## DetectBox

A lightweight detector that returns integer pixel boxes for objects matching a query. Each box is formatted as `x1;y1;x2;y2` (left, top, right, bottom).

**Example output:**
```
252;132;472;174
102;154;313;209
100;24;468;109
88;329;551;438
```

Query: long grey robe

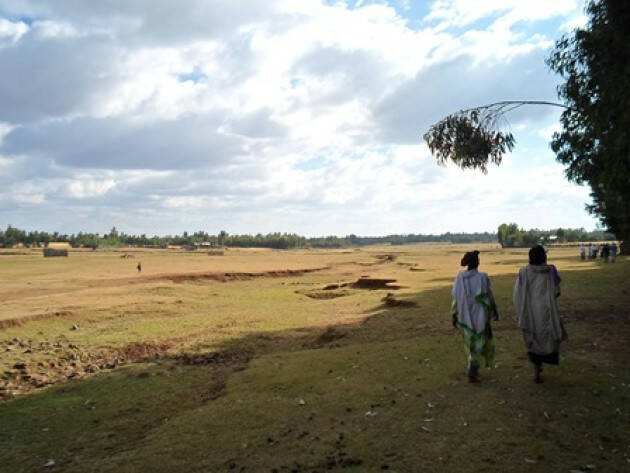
513;264;567;355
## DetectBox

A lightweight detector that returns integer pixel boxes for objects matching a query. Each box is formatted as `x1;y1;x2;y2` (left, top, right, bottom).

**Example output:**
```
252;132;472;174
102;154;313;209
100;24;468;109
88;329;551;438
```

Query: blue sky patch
178;65;206;83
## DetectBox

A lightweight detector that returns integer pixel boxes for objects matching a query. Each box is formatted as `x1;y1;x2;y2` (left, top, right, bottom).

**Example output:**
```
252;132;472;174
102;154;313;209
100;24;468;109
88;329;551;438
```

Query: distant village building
43;242;70;257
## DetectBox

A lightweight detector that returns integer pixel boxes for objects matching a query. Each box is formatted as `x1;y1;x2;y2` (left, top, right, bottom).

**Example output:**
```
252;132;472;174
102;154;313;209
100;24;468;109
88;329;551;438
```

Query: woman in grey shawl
513;245;567;383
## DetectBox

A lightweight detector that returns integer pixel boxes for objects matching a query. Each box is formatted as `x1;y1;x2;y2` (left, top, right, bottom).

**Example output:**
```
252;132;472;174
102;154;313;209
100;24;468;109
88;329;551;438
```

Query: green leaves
423;109;515;173
547;0;630;244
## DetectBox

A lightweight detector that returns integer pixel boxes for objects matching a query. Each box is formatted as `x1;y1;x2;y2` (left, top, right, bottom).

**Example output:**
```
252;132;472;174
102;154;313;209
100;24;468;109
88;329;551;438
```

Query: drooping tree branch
423;100;571;173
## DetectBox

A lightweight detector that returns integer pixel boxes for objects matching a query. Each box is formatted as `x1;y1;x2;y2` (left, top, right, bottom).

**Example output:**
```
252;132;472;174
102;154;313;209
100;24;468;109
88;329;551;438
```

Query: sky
0;0;596;237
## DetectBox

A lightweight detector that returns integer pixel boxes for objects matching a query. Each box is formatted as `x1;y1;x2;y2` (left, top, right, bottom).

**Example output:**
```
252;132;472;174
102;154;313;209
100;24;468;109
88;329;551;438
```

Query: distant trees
69;232;99;250
308;235;350;248
221;232;306;249
497;223;519;248
1;225;23;247
1;224;501;249
0;225;307;249
497;222;615;248
555;228;566;242
1;224;618;250
217;230;228;246
0;225;67;247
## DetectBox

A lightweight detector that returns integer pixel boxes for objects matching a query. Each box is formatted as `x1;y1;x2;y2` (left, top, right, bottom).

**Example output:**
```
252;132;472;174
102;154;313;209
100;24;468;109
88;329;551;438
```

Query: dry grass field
1;244;629;472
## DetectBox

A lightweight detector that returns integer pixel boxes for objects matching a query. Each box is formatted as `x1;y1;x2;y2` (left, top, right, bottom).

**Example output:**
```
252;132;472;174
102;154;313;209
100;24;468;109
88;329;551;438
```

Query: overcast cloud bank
0;0;595;236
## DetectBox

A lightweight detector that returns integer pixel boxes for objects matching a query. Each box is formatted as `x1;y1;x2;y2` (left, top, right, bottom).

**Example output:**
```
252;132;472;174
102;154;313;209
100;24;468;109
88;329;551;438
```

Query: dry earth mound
350;277;401;290
381;292;417;307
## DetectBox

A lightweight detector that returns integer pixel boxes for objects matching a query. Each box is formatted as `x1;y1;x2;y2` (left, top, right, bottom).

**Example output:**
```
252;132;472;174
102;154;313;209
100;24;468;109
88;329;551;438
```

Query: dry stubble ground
0;244;629;473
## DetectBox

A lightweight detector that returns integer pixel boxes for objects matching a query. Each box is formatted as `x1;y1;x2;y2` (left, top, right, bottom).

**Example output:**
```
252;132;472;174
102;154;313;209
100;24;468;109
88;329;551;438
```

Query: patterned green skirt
456;322;495;368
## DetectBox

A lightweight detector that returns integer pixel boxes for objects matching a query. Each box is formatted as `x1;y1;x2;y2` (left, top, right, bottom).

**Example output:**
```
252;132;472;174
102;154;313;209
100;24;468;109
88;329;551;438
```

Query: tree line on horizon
0;224;614;250
497;223;615;248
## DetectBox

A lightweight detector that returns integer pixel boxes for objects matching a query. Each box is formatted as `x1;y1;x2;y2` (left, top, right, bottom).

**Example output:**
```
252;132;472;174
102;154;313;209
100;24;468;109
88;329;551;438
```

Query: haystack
47;242;71;250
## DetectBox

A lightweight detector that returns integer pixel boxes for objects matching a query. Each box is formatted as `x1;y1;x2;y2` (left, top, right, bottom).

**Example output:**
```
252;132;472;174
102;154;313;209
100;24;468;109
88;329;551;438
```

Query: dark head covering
529;245;547;265
461;250;480;269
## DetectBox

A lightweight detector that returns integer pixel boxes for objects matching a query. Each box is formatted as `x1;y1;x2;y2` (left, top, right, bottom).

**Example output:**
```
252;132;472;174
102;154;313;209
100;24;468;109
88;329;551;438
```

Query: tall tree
547;0;630;253
424;0;630;253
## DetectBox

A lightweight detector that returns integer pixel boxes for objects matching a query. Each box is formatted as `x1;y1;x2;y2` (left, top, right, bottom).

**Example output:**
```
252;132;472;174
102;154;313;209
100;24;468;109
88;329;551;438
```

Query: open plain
1;244;629;472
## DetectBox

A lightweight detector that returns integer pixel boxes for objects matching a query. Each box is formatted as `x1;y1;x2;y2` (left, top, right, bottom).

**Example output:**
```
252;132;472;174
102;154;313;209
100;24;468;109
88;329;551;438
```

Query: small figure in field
513;245;567;384
609;243;618;263
603;244;608;262
137;262;142;273
590;244;598;259
579;244;586;260
451;250;499;383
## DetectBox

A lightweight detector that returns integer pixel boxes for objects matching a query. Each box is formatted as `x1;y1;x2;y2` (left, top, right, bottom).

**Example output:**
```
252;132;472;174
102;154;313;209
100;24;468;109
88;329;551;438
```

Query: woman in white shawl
451;250;499;382
513;245;567;383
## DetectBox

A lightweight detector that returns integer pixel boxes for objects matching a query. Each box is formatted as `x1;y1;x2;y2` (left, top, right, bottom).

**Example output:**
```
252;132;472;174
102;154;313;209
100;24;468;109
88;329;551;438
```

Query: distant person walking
137;262;142;272
601;244;609;261
513;245;567;384
451;250;499;382
609;243;618;263
579;244;586;260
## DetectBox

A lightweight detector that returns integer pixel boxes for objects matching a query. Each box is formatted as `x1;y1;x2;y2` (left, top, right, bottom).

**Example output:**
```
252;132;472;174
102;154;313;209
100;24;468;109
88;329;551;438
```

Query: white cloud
0;0;597;235
0;18;29;45
32;20;79;38
560;12;588;32
538;122;562;141
160;196;205;209
0;122;13;143
67;179;116;198
0;181;45;206
425;0;582;29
